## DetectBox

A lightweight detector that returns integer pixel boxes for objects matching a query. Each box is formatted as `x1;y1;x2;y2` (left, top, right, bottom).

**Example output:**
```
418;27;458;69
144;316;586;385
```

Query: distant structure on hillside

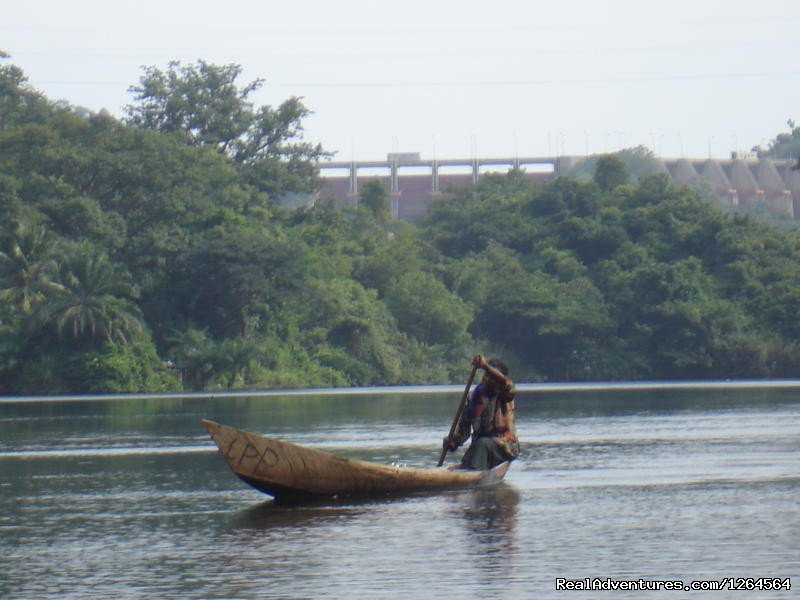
315;154;800;222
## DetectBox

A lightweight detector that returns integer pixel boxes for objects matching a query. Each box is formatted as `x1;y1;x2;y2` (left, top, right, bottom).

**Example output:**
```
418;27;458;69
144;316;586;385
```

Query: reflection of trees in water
458;484;521;576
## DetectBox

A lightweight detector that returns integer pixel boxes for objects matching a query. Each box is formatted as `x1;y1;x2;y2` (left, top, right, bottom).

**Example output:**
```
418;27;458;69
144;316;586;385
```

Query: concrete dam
316;154;800;222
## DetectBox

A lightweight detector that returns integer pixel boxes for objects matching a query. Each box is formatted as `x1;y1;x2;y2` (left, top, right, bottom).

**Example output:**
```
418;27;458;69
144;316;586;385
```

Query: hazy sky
3;0;799;161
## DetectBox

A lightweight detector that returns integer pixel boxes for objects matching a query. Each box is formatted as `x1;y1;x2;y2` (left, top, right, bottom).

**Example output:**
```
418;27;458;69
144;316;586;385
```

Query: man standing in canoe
444;355;520;470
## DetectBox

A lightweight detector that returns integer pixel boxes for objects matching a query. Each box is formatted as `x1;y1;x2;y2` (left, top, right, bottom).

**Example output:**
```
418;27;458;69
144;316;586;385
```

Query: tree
0;51;50;129
473;267;611;379
74;336;181;393
168;222;307;338
353;225;432;295
295;278;407;385
28;244;144;345
125;60;328;196
383;271;473;347
0;221;59;313
423;169;537;257
165;328;266;390
359;179;390;221
753;119;800;161
126;61;257;152
565;147;662;183
593;154;629;191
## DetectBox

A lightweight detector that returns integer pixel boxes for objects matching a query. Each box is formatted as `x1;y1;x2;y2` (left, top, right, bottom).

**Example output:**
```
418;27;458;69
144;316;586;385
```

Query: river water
1;384;798;598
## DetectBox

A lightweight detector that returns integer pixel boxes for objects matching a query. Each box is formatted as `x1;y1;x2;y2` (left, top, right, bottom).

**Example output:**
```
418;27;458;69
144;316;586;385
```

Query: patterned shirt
453;378;520;459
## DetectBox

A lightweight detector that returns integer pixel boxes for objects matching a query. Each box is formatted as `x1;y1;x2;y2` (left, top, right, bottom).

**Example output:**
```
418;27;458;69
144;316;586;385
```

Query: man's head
482;357;509;390
488;358;509;375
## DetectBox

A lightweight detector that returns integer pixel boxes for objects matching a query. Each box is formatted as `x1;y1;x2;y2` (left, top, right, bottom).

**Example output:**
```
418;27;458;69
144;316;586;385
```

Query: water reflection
230;500;368;530
453;484;521;585
461;484;520;539
228;484;519;530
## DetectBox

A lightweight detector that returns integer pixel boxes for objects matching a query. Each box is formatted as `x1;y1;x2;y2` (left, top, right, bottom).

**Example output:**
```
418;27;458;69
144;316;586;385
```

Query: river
1;383;798;598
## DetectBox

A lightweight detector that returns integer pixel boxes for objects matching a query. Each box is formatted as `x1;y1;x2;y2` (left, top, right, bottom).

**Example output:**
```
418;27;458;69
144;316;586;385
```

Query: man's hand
475;353;510;387
442;436;457;451
472;354;487;370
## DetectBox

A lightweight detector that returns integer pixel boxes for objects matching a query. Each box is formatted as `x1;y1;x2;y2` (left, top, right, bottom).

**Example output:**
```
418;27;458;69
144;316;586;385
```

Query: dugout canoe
202;419;509;500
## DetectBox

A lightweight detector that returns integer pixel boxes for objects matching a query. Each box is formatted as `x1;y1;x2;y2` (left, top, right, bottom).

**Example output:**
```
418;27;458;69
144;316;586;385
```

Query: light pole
650;133;664;157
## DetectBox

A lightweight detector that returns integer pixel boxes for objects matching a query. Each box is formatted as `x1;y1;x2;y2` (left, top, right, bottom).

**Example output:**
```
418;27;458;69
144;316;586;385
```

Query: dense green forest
2;54;800;393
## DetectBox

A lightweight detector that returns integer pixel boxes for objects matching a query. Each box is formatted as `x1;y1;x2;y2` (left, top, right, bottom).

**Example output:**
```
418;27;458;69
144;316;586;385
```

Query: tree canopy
754;119;800;162
125;59;329;197
2;54;800;393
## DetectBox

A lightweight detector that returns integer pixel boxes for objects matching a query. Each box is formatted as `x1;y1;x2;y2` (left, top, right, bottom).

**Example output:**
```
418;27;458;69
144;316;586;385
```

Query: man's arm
444;387;473;451
473;354;511;388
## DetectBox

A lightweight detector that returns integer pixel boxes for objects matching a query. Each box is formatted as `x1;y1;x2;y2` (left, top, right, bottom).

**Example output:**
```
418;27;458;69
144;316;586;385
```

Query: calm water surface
1;385;798;598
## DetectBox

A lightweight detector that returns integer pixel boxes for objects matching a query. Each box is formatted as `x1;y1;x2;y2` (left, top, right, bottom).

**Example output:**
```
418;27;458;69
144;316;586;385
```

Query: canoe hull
202;419;509;500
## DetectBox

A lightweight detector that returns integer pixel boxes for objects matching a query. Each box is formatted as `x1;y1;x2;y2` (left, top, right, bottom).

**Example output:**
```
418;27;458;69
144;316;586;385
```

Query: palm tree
0;221;60;313
166;328;216;389
28;244;144;345
213;337;266;389
167;329;265;389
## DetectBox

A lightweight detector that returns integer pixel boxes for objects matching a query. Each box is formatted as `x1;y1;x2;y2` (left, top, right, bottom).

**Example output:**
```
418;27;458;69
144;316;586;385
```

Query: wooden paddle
437;363;479;467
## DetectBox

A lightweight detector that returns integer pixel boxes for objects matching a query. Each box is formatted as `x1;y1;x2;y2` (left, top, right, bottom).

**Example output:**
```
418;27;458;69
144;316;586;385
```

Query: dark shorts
460;437;508;471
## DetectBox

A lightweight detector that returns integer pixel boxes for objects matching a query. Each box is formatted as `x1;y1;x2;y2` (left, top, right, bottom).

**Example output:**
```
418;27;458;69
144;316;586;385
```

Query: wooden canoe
202;419;509;500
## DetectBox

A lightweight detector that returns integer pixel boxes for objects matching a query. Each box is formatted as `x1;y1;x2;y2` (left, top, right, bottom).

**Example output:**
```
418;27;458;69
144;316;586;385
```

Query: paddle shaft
437;364;479;467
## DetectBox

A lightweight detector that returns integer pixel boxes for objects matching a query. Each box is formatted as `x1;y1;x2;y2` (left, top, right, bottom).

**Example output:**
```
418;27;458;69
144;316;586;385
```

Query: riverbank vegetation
2;54;800;393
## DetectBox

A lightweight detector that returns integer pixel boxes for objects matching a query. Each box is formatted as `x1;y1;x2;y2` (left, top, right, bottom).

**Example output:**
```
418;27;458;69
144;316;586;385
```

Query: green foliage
125;59;328;198
0;51;51;129
753;119;800;161
353;226;431;295
166;221;306;337
0;220;60;312
421;169;538;256
299;278;406;385
383;271;473;347
359;179;390;221
27;243;143;345
77;337;181;393
2;55;800;392
126;60;259;153
566;146;663;183
423;157;800;381
593;154;629;191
